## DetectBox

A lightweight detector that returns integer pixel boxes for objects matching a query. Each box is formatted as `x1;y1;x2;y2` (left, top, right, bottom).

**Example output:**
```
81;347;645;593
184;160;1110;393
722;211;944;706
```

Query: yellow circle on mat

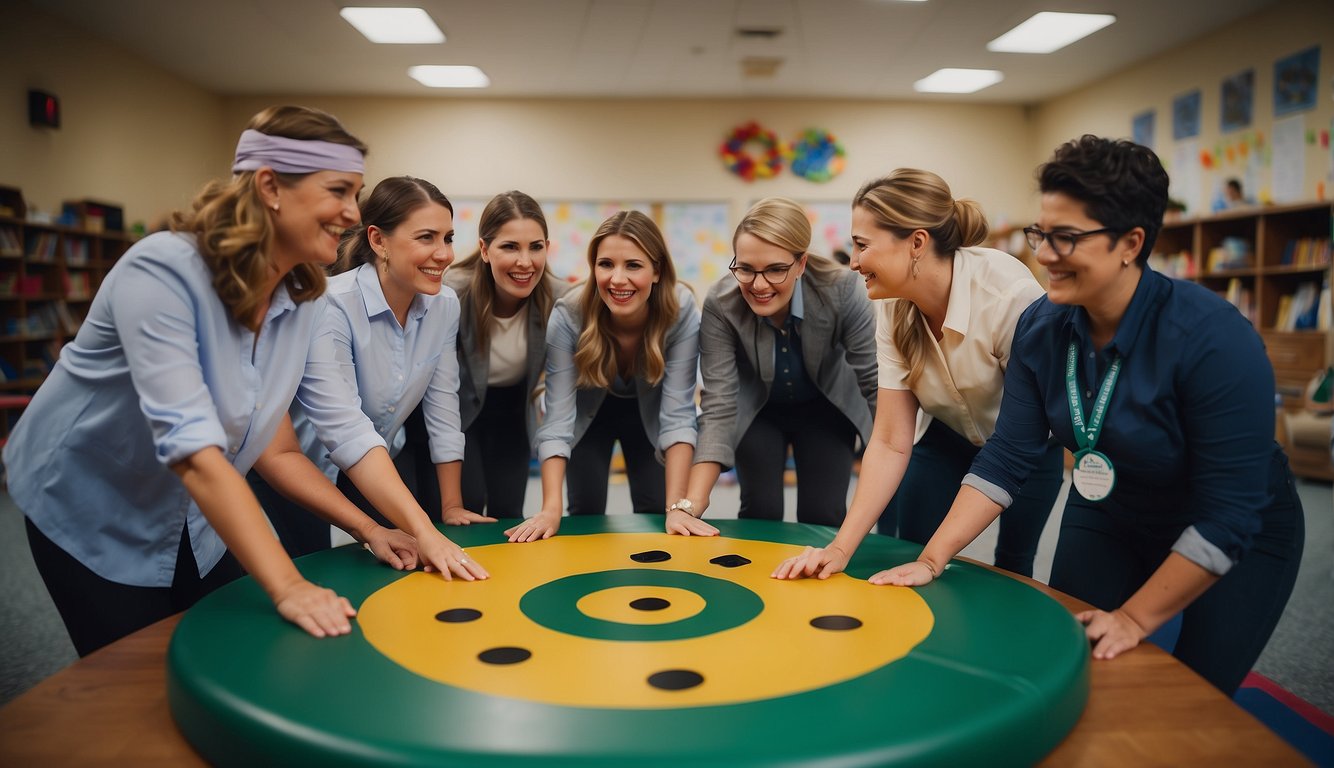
576;586;706;625
358;533;934;709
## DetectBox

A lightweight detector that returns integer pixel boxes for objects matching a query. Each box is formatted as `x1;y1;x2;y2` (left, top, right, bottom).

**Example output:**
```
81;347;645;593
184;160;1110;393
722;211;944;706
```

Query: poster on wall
661;202;730;288
1169;139;1202;215
450;198;489;261
1172;90;1201;140
798;201;854;260
1132;110;1155;149
1221;69;1254;132
1274;46;1320;116
1272;115;1306;203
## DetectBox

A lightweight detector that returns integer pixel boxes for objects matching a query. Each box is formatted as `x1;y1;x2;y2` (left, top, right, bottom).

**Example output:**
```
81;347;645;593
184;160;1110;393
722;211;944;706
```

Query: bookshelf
1149;201;1334;479
0;186;133;407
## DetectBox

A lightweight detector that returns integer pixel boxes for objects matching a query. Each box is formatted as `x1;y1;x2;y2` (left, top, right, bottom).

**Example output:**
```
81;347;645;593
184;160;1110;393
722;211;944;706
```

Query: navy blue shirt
766;279;821;405
965;267;1278;574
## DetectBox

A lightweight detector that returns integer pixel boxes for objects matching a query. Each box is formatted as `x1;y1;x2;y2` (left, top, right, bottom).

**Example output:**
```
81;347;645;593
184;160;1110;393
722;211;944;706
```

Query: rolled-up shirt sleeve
422;300;466;464
656;291;700;452
108;256;227;466
296;300;386;471
535;302;580;462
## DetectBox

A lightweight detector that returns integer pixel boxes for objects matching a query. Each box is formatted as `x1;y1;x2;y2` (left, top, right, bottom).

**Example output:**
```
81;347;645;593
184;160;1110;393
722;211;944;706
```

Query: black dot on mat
647;669;704;691
630;597;671;611
631;550;672;563
435;608;482;623
478;647;531;665
709;554;751;568
810;615;862;631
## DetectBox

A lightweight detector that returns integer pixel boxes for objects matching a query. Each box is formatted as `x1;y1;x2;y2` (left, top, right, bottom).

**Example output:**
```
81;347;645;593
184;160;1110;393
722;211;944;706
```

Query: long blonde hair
853;169;988;386
450;191;560;351
734;197;844;286
574;211;680;388
170;105;367;330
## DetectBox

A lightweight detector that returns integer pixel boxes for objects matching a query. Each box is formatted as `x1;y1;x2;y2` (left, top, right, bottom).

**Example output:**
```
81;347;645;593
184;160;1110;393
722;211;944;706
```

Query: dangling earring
380;249;390;271
911;253;921;278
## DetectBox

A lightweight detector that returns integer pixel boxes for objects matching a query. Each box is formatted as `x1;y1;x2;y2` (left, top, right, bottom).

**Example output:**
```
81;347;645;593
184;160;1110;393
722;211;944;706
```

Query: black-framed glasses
1023;226;1120;257
729;259;797;285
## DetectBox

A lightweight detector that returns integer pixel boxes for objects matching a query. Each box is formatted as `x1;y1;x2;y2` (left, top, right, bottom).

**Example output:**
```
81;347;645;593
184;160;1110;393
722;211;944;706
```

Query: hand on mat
274;580;356;638
506;511;561;543
418;532;489;581
771;545;849;580
361;525;419;571
443;505;499;526
869;559;938;586
666;509;719;537
1076;608;1146;660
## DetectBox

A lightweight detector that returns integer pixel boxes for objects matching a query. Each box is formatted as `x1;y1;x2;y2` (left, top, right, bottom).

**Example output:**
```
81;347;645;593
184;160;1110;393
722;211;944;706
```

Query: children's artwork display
1173;90;1202;140
1273;46;1320;117
661;202;731;287
1221;69;1254;133
799;201;853;258
1132;110;1155;149
540;200;653;282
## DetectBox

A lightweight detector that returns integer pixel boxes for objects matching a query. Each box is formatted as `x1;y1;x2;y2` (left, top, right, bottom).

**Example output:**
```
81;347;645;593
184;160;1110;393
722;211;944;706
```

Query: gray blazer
447;269;572;444
695;268;878;468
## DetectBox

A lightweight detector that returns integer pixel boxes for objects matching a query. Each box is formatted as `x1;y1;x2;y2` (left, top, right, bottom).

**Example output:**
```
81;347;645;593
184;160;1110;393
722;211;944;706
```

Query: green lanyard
1065;342;1121;455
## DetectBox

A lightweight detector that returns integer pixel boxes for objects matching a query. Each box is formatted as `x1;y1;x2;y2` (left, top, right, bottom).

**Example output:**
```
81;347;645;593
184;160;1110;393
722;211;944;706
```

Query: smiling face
849;205;917;301
1034;191;1142;311
371;202;456;308
594;234;659;325
733;232;804;322
482;217;548;316
270;170;363;270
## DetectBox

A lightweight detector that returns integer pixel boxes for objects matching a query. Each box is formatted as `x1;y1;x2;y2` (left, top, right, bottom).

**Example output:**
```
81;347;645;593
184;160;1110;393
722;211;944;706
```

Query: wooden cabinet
0;187;133;404
1150;201;1334;479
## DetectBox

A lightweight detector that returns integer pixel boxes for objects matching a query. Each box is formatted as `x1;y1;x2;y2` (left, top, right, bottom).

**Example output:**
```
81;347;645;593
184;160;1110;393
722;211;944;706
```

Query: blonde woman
773;169;1062;580
508;211;699;541
678;197;877;533
4;107;479;657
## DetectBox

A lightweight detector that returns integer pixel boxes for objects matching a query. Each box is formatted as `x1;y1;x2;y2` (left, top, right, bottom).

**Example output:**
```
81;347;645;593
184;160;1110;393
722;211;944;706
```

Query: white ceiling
25;0;1278;102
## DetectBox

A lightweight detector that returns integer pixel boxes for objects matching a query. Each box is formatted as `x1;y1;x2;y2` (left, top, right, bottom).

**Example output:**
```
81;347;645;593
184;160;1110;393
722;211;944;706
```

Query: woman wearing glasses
506;210;701;541
673;197;876;532
772;169;1063;580
873;137;1303;695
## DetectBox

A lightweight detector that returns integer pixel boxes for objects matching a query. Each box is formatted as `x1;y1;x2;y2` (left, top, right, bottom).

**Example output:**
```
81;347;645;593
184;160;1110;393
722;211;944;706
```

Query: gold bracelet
916;559;939;578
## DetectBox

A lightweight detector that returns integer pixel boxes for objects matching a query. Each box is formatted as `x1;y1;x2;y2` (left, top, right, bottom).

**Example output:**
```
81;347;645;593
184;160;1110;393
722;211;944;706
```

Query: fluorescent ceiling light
340;7;445;44
987;12;1116;54
408;65;491;88
913;68;1003;94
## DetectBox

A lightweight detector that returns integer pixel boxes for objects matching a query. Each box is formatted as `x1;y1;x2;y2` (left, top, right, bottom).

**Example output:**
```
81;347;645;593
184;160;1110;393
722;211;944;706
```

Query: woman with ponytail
677;197;877;534
773;168;1062;580
270;176;491;583
508;210;700;541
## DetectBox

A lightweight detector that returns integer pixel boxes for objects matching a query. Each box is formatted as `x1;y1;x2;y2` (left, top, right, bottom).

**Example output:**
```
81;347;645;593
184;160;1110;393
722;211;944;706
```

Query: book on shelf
1149;250;1195;278
24;231;57;263
63;237;90;266
1224;277;1255;324
1276;282;1322;331
63;271;91;299
1280;238;1334;267
1207;237;1253;271
0;227;20;257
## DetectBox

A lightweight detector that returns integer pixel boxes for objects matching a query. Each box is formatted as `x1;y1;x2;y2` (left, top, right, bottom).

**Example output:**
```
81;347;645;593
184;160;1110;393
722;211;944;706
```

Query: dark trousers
458;383;531;518
734;396;856;527
25;517;244;657
1048;450;1305;696
567;394;664;516
877;417;1063;577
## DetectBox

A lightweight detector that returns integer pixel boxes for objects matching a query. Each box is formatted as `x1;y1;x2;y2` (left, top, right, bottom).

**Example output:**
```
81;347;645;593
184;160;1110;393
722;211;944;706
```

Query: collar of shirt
355;263;428;324
763;276;804;330
266;279;297;321
940;247;977;338
1066;266;1169;358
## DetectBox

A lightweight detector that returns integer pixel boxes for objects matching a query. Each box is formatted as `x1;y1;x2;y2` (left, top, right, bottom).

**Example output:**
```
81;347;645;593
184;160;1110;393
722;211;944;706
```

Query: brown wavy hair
449;191;561;352
170;105;367;330
853;169;988;386
574;211;680;388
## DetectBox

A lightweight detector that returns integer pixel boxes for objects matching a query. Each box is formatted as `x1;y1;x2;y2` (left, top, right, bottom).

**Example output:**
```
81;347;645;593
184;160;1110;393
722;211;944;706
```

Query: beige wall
0;4;224;228
218;96;1036;230
1035;0;1334;214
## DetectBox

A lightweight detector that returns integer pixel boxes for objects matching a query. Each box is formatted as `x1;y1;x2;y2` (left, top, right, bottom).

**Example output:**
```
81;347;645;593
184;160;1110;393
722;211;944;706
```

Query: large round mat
167;516;1088;767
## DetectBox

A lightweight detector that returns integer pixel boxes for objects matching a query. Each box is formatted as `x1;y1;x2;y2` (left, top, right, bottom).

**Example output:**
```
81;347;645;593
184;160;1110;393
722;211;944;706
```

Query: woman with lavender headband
3;106;486;657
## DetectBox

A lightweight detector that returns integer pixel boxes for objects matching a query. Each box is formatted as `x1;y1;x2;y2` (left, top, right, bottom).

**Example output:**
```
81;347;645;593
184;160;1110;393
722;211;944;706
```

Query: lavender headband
231;129;365;174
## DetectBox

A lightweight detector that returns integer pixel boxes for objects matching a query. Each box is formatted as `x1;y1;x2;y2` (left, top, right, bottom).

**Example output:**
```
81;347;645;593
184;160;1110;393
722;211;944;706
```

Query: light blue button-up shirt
536;282;699;462
1;232;384;587
293;264;465;478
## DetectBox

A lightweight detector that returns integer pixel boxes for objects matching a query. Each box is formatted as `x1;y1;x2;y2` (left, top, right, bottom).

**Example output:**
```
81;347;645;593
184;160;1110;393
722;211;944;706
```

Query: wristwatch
667;498;696;517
